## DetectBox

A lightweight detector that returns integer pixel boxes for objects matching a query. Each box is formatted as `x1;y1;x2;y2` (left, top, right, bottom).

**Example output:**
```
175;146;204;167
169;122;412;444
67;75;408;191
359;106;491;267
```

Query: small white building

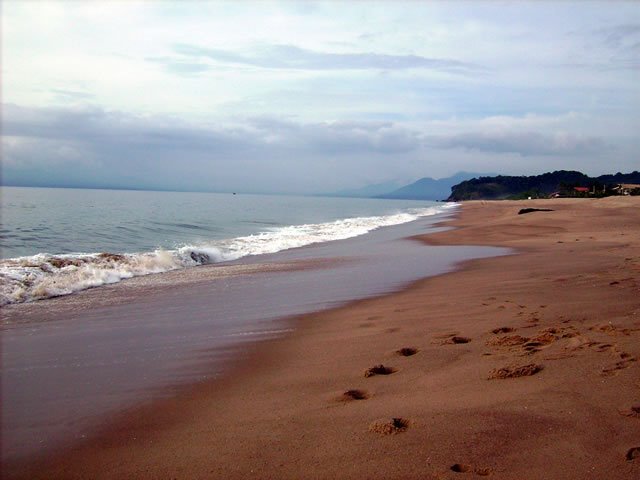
613;184;640;195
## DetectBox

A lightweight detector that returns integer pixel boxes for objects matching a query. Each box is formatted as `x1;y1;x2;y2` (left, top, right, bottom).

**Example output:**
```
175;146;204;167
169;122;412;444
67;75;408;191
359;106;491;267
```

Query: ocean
1;186;454;306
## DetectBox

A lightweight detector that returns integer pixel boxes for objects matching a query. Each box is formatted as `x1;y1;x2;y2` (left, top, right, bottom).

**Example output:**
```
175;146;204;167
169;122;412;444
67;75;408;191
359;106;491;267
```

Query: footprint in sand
491;327;570;356
486;334;529;347
619;405;640;419
558;328;579;339
449;464;493;476
626;447;640;461
522;342;543;354
433;331;460;339
450;463;471;473
488;363;543;379
396;347;418;357
593;343;614;352
590;323;631;336
531;331;557;345
491;327;515;334
432;332;463;345
444;336;471;345
339;389;369;401
520;331;558;354
601;355;637;376
364;364;396;377
368;417;409;435
475;467;494;476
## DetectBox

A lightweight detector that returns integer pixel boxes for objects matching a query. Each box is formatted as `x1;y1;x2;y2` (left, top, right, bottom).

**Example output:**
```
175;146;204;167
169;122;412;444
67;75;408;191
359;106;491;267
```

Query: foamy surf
0;204;456;306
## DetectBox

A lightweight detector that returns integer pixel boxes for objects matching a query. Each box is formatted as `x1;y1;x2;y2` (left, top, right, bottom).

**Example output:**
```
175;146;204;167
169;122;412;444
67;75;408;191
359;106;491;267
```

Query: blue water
0;187;453;305
1;187;445;259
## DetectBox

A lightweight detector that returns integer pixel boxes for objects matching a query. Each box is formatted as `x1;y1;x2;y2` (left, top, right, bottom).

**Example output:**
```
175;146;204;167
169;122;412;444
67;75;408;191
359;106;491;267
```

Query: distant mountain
329;180;406;198
447;170;640;201
377;172;490;201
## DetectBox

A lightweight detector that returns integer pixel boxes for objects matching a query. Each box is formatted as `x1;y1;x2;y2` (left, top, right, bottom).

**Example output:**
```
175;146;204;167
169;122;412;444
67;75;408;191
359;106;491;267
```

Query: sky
2;0;639;194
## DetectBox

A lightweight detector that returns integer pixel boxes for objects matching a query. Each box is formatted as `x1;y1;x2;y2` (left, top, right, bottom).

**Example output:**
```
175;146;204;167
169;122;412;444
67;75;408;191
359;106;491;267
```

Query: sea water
0;186;454;306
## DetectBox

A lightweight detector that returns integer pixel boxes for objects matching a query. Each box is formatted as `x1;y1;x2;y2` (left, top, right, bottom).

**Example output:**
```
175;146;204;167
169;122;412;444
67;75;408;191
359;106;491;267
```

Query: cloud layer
169;43;481;74
2;1;638;191
431;131;607;156
4;103;624;193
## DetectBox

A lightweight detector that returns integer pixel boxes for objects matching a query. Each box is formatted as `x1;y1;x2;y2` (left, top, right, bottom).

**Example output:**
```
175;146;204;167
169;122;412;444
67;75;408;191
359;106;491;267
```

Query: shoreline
5;198;640;479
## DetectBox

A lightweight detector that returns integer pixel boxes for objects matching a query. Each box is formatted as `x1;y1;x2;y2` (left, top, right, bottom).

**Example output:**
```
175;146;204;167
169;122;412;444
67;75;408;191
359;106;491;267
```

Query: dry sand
5;197;640;480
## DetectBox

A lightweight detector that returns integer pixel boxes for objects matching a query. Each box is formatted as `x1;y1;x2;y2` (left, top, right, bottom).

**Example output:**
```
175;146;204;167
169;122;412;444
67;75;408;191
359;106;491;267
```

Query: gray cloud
1;104;623;193
599;24;640;67
2;104;257;153
1;104;424;193
568;23;640;70
170;43;481;74
595;24;640;49
3;104;420;155
246;117;420;154
430;131;608;157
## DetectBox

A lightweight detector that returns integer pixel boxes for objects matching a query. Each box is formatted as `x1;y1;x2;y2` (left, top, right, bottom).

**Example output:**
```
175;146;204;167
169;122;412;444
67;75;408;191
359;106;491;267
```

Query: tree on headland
447;170;640;201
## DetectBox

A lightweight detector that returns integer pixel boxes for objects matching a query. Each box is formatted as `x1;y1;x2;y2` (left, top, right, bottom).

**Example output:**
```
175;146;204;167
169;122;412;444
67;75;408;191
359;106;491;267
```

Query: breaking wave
0;204;456;306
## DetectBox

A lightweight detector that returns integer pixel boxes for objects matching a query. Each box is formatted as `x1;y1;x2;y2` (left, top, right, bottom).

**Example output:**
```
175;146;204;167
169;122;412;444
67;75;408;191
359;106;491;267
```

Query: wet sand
4;197;640;479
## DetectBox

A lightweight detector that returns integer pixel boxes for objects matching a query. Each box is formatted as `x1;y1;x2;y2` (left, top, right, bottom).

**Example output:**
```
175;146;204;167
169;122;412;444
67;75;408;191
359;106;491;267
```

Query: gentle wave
0;204;456;306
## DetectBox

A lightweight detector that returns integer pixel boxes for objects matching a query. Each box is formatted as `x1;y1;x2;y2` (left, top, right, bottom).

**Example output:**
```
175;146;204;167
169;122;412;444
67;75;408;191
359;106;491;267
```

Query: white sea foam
0;204;456;306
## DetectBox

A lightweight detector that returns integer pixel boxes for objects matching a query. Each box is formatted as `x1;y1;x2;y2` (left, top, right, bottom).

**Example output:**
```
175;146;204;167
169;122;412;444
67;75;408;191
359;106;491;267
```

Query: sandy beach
5;197;640;480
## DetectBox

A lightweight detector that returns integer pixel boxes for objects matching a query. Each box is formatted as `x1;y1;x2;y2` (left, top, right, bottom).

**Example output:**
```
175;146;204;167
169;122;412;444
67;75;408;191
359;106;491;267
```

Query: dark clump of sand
491;326;514;334
626;447;640;461
621;405;640;418
396;347;418;356
518;207;554;215
364;364;396;377
445;335;471;344
450;463;471;473
340;389;369;401
450;463;493;475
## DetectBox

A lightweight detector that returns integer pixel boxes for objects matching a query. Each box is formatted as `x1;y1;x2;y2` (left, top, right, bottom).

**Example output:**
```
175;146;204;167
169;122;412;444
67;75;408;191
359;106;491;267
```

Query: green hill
447;170;640;201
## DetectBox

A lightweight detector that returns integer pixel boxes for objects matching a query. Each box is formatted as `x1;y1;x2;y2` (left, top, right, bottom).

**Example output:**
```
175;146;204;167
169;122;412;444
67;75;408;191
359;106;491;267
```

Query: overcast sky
2;1;639;194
